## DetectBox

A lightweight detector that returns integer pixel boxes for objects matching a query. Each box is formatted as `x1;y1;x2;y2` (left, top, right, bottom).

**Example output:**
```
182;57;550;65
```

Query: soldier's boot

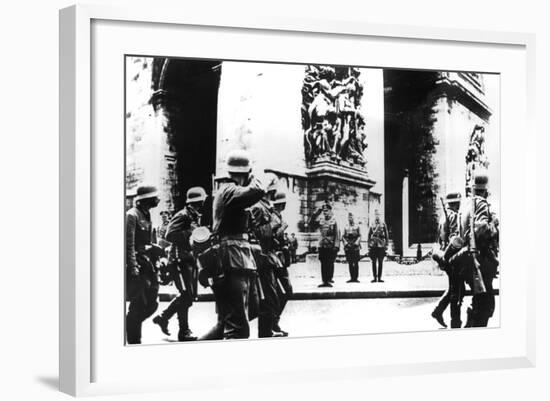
273;316;289;337
152;315;170;336
259;315;284;338
177;307;197;342
449;303;462;329
126;314;142;345
258;314;272;338
152;296;182;335
431;310;447;328
464;307;474;328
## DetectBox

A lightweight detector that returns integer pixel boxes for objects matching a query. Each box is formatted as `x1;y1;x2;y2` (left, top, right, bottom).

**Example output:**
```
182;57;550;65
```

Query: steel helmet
186;186;207;204
272;191;286;205
134;185;159;201
226;149;252;174
445;192;462;204
472;172;489;190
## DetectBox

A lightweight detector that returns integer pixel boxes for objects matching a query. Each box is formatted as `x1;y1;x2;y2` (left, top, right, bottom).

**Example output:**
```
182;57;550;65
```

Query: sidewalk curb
159;289;499;302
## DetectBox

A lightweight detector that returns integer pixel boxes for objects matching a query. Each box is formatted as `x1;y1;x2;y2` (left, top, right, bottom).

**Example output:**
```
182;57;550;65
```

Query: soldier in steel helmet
271;190;293;336
249;172;285;338
431;191;465;328
125;185;161;344
151;186;207;341
459;172;499;327
204;149;266;339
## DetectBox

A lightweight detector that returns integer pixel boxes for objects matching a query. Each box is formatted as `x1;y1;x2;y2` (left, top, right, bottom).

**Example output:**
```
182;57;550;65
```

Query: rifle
470;196;487;295
440;197;449;248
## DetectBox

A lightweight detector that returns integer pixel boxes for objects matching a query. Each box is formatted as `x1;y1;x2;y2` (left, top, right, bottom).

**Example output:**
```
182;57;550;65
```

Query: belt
220;233;249;241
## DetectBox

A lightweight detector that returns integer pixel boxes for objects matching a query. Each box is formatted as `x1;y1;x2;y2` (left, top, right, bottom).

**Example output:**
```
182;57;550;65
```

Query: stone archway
150;58;222;226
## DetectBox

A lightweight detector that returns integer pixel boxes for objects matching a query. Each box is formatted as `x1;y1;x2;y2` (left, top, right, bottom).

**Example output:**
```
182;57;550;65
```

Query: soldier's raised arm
308;208;323;229
223;177;265;211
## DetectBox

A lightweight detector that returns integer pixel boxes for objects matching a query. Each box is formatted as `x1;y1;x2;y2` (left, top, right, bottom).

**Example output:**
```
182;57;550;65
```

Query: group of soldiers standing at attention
125;149;296;344
431;172;500;329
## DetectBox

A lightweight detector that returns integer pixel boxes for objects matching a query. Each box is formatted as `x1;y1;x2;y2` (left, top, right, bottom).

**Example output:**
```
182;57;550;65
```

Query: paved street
139;295;500;344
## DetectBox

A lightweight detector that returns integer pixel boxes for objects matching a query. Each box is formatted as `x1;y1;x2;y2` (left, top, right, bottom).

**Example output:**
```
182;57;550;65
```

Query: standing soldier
459;173;499;327
431;192;464;328
310;203;340;288
126;185;161;344
342;212;362;283
154;210;172;251
367;210;389;283
249;173;284;338
272;191;293;336
208;149;265;339
151;187;207;341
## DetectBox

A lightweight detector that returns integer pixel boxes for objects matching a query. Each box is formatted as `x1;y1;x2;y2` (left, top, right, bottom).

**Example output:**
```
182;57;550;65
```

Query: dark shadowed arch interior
156;58;222;226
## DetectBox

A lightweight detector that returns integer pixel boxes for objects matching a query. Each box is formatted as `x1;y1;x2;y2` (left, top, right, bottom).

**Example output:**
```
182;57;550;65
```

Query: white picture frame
59;4;536;397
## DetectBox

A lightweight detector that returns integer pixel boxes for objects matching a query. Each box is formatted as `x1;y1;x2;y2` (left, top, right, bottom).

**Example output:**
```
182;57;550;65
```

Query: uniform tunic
208;178;265;339
249;198;282;337
458;196;499;328
343;223;361;281
157;205;201;338
125;206;159;344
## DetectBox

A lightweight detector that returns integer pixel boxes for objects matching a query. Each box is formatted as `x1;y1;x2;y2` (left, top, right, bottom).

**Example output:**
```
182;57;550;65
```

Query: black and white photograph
124;56;500;345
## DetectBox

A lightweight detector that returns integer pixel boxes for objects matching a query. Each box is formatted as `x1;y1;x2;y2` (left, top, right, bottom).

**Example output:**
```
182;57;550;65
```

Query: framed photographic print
59;4;536;396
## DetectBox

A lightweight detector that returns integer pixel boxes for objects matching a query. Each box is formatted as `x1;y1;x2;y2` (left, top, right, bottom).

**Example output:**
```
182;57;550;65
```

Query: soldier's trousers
258;264;281;337
466;278;495;328
433;270;465;328
274;267;293;331
205;270;254;339
319;247;336;283
126;274;159;344
158;263;195;337
370;248;385;280
345;248;360;281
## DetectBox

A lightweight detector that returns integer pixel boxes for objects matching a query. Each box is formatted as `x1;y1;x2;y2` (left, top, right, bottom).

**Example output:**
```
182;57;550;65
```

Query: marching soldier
205;149;265;339
459;172;499;327
125;185;161;344
342;212;362;283
272;191;293;336
309;203;340;288
249;173;284;338
431;192;464;328
152;187;207;341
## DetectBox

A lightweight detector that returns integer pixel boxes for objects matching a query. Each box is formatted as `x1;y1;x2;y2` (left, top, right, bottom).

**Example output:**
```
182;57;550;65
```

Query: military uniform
271;206;293;335
342;222;361;282
209;176;265;339
432;198;465;328
154;204;200;340
459;195;499;328
368;218;388;282
310;208;340;287
249;198;283;337
126;205;159;345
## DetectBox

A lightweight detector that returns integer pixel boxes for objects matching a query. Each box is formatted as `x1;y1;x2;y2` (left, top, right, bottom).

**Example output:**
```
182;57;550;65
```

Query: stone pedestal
304;158;378;248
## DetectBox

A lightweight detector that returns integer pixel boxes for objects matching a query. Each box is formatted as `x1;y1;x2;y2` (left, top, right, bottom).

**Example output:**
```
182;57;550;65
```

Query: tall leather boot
126;314;142;345
177;306;197;341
